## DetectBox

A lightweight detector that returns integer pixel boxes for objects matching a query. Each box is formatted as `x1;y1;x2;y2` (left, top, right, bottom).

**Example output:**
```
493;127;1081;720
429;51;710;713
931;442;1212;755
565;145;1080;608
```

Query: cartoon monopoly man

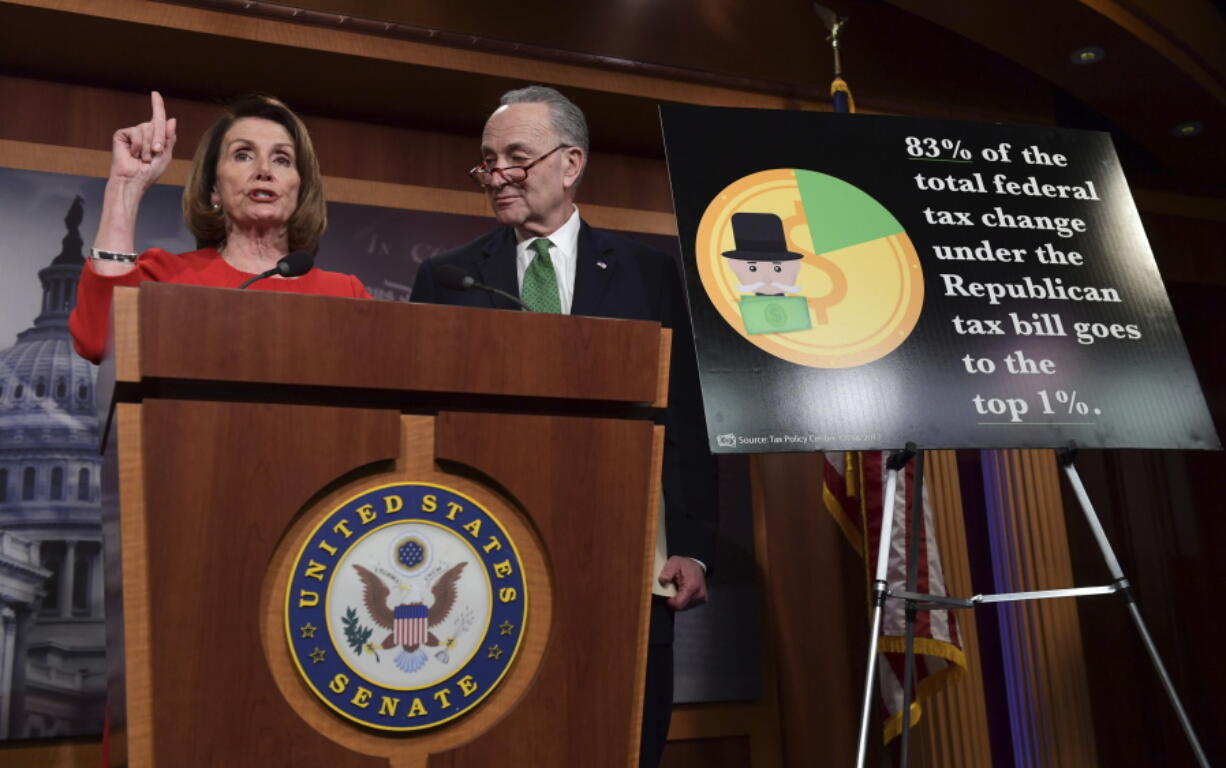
721;212;813;334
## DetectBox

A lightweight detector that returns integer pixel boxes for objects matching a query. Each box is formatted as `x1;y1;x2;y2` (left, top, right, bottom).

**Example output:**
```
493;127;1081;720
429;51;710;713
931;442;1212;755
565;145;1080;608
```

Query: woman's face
210;116;300;231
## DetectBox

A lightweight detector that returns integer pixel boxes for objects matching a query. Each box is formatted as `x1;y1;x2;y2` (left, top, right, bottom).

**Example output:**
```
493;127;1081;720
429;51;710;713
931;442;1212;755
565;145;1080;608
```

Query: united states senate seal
285;482;528;731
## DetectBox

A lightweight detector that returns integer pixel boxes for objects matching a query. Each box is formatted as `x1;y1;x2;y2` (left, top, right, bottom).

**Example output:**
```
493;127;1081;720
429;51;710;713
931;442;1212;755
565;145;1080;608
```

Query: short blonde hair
182;94;326;253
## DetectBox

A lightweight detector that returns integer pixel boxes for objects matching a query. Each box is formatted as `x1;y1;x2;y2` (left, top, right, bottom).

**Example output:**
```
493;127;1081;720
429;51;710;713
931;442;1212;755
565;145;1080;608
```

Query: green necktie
521;237;561;313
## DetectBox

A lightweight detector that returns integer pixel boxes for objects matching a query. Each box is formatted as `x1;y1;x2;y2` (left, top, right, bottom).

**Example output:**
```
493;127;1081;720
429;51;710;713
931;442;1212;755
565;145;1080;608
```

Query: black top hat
721;212;805;261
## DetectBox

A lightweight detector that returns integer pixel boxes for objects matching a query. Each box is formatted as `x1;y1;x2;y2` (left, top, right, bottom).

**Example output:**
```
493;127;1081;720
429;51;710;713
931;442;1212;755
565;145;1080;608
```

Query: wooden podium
99;283;670;767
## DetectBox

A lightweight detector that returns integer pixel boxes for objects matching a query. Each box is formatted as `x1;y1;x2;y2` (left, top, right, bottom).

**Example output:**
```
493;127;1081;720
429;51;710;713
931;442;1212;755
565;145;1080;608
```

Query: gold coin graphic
696;168;924;368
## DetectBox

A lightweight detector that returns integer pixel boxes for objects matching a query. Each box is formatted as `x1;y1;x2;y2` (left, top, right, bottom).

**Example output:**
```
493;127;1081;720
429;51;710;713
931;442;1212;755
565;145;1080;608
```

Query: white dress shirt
515;205;581;315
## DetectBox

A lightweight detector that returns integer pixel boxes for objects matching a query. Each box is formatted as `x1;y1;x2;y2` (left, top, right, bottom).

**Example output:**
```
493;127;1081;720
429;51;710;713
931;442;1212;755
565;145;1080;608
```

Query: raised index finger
150;91;166;152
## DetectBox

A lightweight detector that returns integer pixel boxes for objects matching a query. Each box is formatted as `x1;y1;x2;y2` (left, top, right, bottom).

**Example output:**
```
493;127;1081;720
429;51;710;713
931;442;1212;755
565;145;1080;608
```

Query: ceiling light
1172;121;1204;137
1071;47;1105;64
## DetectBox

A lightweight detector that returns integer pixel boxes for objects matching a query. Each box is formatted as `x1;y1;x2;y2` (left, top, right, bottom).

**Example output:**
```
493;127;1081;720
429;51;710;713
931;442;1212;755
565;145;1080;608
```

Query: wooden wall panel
0;742;100;768
752;452;869;767
982;449;1098;767
0;0;820;112
660;736;751;768
1;70;1213;240
665;702;781;768
915;451;994;767
0;74;676;217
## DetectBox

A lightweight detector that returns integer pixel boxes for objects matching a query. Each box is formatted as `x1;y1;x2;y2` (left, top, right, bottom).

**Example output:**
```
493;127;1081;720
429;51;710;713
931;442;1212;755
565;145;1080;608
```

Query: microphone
238;250;315;289
434;264;530;310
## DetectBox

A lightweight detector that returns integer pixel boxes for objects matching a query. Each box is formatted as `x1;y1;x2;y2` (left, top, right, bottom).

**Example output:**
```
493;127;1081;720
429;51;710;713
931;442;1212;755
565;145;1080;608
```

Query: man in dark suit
410;85;718;767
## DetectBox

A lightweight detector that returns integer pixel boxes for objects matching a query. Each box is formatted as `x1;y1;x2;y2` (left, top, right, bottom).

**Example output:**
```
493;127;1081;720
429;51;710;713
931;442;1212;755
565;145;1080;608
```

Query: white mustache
737;282;801;294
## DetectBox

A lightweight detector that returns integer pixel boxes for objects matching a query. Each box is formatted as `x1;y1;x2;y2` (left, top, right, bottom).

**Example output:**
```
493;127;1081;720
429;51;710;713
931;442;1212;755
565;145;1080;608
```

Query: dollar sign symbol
765;303;787;327
783;201;847;324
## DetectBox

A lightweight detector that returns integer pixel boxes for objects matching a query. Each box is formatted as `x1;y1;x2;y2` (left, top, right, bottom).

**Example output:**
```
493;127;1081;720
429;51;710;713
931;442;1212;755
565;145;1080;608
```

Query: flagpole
815;3;855;115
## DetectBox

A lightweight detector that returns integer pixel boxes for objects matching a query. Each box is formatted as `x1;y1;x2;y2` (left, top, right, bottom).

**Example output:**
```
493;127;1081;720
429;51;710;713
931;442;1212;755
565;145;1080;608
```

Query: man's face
479;103;583;235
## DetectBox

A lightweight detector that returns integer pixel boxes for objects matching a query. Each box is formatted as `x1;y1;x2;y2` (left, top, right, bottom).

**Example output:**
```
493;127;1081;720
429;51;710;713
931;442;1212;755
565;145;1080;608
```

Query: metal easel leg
856;444;916;768
1058;448;1211;768
899;450;924;768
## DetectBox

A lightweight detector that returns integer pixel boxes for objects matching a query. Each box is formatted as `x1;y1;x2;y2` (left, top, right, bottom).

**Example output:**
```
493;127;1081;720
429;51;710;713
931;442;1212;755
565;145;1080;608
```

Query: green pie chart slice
795;169;903;254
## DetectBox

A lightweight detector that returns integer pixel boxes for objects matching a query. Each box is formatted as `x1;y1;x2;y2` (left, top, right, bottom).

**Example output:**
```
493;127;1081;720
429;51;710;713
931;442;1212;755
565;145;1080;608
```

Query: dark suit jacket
411;221;719;568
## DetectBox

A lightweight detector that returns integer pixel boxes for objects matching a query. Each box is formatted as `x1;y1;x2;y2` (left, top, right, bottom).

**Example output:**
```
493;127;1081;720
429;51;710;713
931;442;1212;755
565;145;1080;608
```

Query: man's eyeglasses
468;145;570;187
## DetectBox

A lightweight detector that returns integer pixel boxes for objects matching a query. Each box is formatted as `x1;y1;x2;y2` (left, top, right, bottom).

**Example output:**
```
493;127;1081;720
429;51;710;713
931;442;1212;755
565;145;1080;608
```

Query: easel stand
854;445;1211;768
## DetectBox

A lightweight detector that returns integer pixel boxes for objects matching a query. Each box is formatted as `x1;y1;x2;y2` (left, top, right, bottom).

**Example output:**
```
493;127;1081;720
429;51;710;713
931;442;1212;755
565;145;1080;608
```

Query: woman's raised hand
93;91;178;264
110;91;178;189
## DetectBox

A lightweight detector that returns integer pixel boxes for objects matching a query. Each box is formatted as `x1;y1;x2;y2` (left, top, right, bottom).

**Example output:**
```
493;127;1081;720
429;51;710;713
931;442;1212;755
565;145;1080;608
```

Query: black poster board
661;105;1220;453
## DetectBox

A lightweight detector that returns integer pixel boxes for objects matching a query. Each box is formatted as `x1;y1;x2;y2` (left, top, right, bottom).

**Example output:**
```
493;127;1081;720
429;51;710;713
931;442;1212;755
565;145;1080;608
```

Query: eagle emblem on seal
353;562;467;673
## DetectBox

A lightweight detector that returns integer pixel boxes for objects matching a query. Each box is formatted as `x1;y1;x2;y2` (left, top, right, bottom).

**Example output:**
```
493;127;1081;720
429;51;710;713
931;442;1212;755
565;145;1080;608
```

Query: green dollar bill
738;295;812;335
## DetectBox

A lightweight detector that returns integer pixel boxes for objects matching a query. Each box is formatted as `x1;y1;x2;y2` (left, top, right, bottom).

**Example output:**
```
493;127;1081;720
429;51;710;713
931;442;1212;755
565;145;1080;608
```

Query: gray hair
499;85;590;155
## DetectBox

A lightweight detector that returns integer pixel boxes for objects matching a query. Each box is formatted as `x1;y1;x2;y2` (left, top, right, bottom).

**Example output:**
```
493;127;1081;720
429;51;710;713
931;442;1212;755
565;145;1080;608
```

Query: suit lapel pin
596;261;608;270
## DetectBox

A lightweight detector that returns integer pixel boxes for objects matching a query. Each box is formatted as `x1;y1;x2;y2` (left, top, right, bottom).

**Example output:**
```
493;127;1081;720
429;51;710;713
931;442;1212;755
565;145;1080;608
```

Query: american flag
824;451;966;742
394;603;428;646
